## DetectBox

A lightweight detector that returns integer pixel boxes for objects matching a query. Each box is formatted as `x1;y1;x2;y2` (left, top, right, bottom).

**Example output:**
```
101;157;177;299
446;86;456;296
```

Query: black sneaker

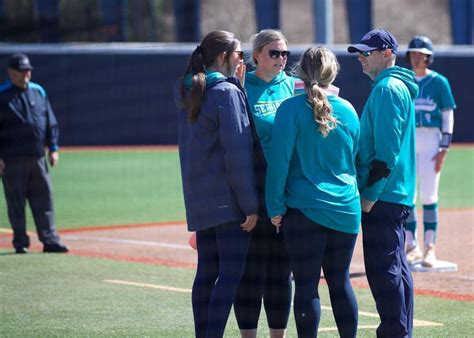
43;244;69;253
15;247;29;254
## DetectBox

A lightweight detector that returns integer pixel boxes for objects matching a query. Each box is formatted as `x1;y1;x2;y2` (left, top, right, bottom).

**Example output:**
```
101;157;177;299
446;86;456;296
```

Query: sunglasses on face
269;50;291;59
235;51;245;60
359;49;395;57
359;50;374;57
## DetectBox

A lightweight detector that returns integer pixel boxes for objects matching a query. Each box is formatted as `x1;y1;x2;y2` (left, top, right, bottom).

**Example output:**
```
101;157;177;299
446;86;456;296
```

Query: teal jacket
266;93;361;234
357;66;419;206
245;71;304;161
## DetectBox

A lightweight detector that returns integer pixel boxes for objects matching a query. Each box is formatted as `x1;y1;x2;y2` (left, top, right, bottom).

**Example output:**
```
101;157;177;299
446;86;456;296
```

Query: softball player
405;35;456;267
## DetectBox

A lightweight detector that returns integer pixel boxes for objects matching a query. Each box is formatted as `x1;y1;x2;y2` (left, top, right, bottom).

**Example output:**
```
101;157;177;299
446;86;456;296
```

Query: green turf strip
0;150;185;229
434;147;474;209
0;253;472;337
0;147;472;231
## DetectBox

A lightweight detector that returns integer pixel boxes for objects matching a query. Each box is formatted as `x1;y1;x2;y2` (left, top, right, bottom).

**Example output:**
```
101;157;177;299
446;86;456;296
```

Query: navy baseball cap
347;28;399;53
8;53;33;71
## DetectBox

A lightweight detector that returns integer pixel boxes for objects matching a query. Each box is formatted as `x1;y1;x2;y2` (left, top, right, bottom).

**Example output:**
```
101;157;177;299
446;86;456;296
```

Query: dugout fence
0;43;473;145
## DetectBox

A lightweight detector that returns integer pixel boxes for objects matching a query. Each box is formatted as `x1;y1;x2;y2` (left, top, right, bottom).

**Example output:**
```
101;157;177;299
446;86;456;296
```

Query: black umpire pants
2;156;61;249
362;200;413;338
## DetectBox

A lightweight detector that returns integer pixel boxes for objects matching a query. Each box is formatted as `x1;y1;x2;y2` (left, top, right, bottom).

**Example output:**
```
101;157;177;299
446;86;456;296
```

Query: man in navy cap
348;29;418;337
0;53;68;254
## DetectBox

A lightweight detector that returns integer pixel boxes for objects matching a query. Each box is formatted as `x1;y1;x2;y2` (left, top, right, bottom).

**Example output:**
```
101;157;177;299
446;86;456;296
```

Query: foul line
105;279;191;293
62;234;192;250
104;279;444;330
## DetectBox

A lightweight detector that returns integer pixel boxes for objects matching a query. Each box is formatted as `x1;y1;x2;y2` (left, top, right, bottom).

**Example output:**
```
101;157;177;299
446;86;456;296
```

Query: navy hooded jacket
177;73;260;231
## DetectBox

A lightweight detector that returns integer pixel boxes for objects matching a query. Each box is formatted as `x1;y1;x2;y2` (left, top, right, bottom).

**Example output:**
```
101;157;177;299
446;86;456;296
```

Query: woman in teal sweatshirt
266;47;360;337
233;29;304;338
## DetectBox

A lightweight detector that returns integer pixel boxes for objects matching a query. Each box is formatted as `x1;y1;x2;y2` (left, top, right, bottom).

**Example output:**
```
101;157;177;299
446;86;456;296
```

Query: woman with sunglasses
233;29;304;338
266;47;360;337
177;30;259;338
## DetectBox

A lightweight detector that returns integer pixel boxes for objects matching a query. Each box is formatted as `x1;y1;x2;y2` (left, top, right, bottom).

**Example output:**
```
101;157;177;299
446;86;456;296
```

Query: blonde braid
296;47;339;137
308;83;337;137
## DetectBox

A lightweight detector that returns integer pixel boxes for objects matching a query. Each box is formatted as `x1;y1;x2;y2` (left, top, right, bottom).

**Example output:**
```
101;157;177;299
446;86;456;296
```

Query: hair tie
310;80;319;87
195;45;203;53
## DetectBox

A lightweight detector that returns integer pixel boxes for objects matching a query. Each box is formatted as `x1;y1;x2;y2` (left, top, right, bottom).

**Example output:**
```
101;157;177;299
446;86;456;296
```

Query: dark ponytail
179;30;239;123
180;47;207;122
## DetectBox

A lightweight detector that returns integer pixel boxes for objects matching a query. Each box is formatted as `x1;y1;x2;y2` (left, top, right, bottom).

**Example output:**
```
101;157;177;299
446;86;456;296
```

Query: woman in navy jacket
177;30;259;338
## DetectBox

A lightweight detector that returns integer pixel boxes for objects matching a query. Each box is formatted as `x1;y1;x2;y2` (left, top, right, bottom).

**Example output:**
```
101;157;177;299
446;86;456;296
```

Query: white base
410;260;458;272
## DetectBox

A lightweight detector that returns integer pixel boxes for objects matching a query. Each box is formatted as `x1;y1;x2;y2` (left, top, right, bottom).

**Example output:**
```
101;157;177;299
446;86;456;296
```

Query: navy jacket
0;80;59;159
178;76;260;231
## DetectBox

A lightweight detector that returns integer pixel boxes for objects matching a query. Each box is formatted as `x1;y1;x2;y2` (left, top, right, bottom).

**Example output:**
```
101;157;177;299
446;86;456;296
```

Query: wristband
440;133;452;149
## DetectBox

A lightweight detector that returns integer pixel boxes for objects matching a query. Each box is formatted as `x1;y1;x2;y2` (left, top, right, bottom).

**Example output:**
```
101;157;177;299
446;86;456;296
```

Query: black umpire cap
8;53;34;71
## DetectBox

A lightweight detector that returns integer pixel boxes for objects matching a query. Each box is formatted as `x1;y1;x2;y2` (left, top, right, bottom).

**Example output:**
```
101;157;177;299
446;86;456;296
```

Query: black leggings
283;208;358;338
234;218;292;329
192;221;251;338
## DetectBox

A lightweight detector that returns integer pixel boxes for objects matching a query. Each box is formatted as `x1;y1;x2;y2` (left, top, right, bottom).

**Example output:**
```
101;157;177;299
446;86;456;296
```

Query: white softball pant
414;128;441;205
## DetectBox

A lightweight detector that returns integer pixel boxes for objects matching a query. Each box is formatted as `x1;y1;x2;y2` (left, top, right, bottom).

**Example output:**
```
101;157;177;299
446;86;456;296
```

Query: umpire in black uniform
0;53;68;254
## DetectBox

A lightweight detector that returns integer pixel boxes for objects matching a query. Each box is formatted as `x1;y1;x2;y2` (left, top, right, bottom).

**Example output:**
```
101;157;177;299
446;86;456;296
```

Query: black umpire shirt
0;80;59;159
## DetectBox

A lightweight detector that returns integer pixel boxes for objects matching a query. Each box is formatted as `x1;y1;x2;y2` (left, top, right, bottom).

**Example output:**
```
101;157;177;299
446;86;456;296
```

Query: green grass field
0;146;473;336
1;147;473;230
1;254;473;337
0;149;185;229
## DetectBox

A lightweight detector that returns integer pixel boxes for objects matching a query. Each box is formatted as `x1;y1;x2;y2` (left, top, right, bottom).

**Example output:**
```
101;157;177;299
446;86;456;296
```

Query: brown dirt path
1;209;473;301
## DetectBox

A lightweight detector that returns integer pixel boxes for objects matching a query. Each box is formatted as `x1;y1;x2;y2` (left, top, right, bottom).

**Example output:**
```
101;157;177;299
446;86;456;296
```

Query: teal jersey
245;71;304;160
266;94;361;234
357;66;419;206
414;70;456;129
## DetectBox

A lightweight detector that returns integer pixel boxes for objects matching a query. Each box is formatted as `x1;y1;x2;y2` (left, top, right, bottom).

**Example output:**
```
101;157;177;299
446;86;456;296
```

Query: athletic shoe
15;247;28;254
406;244;423;264
422;244;436;268
43;244;69;253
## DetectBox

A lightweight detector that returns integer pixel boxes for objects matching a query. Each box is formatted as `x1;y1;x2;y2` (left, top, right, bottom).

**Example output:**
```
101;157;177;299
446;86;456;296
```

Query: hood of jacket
373;66;418;99
245;70;289;87
183;70;226;90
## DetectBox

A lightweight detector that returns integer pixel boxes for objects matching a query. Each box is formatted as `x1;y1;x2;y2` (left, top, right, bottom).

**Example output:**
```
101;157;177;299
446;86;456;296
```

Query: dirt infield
1;209;473;302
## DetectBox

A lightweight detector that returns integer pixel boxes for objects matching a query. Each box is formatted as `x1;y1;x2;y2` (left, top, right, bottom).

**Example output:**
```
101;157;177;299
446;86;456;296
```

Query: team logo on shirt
424;113;431;123
254;99;285;117
414;97;437;112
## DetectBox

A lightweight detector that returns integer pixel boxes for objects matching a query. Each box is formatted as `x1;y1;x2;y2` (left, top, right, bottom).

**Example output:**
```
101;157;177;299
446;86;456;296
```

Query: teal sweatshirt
245;71;304;160
266;93;361;234
357;66;419;206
